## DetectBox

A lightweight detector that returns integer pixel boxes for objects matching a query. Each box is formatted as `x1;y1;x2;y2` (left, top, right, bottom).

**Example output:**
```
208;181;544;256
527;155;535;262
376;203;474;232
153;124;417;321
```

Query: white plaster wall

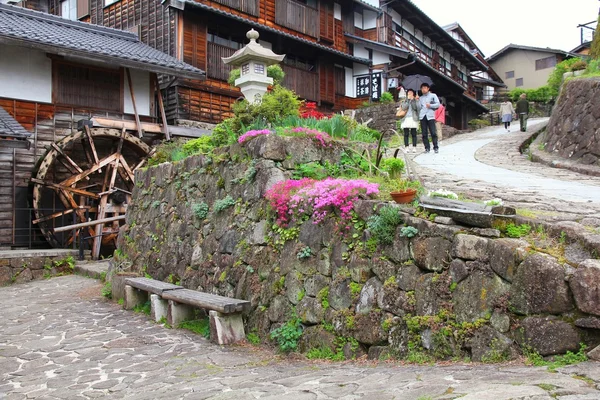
354;44;369;60
423;36;431;47
354;12;363;28
363;10;377;29
334;3;341;20
372;50;390;65
390;9;402;25
345;67;354;97
124;69;151;116
403;20;414;35
0;44;52;103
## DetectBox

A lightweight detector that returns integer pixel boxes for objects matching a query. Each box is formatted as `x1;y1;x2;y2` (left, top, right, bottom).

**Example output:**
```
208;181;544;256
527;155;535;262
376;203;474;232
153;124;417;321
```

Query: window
104;0;119;6
61;0;76;20
284;55;316;72
505;70;515;79
207;30;244;50
516;78;524;87
535;56;557;70
54;62;121;111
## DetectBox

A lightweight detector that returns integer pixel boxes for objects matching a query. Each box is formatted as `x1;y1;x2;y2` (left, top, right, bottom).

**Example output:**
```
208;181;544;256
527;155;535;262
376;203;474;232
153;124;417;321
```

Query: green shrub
349;124;380;143
508;86;552;103
591;17;600;59
192;202;209;219
292;162;329;180
569;59;588;71
379;92;394;104
270;315;303;352
381;157;405;179
133;300;151;315
214;195;235;213
148;139;188;166
179;318;210;338
547;58;584;97
367;205;403;245
504;223;532;238
467;119;491;129
182;136;216;156
296;246;312;260
228;65;285;87
101;281;112;299
227;68;241;86
246;332;261;345
400;226;418;238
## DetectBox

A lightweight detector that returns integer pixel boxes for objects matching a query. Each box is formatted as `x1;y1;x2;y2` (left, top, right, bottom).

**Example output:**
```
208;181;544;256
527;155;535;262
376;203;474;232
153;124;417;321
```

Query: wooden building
20;0;492;128
0;4;204;249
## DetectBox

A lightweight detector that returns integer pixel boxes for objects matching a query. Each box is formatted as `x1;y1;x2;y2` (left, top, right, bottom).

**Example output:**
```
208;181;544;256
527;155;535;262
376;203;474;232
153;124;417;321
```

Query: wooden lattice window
54;61;122;112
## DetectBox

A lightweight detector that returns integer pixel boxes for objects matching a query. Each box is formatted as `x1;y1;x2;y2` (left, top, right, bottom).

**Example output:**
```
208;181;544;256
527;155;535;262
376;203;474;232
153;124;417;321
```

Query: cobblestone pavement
2;276;600;400
409;119;600;221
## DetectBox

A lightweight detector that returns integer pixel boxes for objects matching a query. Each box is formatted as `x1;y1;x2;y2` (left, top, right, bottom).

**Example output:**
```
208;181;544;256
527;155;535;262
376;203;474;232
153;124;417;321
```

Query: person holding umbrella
417;82;440;153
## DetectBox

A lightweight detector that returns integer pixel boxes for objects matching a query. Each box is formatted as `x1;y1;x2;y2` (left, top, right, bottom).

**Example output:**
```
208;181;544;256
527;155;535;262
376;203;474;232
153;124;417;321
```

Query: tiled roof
0;4;205;79
345;33;410;59
0;107;31;140
487;44;580;63
178;0;371;65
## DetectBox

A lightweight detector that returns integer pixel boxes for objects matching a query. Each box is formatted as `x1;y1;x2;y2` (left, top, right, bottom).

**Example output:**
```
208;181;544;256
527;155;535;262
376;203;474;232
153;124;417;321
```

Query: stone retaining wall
545;77;600;166
118;136;600;361
0;249;80;285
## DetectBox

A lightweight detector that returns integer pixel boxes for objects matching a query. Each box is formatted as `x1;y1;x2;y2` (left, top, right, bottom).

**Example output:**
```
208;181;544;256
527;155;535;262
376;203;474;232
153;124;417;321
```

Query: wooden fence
207;42;237;82
282;64;319;101
275;0;319;38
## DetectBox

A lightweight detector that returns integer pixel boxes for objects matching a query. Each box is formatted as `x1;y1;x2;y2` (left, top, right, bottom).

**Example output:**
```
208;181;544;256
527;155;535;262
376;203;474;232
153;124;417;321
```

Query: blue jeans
420;117;438;151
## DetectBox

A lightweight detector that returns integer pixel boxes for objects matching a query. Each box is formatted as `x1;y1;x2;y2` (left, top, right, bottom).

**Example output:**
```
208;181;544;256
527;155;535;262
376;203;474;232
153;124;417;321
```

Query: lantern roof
222;29;285;67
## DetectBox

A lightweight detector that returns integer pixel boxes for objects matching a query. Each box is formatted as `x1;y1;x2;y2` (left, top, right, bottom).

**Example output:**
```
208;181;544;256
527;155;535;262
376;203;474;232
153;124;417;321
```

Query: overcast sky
366;0;599;57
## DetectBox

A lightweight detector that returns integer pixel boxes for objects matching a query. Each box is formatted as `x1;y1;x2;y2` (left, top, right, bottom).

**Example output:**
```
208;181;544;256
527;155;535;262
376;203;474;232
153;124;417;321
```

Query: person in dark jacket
516;93;529;132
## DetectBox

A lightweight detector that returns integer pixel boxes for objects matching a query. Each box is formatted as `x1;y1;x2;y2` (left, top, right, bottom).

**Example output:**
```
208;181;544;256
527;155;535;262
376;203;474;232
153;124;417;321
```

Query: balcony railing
213;0;259;16
207;42;237;82
282;64;318;101
275;0;319;38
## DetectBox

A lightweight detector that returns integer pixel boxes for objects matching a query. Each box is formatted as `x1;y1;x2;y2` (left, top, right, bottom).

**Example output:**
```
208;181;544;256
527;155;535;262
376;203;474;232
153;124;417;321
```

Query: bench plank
124;277;182;295
161;289;250;314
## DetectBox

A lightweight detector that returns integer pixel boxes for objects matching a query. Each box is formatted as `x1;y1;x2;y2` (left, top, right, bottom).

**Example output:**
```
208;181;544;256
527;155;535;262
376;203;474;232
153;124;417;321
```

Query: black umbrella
401;74;433;91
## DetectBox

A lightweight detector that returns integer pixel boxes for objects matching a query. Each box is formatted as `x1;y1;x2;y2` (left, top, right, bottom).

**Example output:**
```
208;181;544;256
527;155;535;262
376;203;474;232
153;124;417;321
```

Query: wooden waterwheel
31;127;151;259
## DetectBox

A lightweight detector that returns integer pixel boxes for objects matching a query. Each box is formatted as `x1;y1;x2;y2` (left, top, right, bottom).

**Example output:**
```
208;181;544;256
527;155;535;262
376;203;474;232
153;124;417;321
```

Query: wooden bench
124;277;250;345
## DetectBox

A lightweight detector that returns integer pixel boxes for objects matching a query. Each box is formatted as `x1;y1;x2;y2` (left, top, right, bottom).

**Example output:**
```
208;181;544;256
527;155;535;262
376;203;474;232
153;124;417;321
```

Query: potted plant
390;179;421;204
380;157;405;180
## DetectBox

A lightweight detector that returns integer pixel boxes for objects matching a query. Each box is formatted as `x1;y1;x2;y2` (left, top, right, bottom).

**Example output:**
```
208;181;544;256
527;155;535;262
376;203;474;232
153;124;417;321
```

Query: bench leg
150;294;168;322
209;311;245;345
124;285;147;310
168;300;195;327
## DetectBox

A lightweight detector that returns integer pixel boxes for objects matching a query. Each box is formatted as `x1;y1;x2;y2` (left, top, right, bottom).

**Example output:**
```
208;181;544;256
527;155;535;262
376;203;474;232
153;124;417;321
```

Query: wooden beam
118;154;135;183
50;143;84;174
59;153;119;187
92;194;109;260
54;215;126;233
125;68;144;138
153;73;170;141
89;117;163;134
83;125;100;166
31;178;99;199
32;207;88;225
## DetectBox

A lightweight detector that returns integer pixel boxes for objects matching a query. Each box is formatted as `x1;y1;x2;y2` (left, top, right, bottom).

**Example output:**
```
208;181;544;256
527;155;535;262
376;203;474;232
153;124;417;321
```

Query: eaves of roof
487;44;580;63
176;0;372;65
0;3;205;79
462;93;489;113
0;106;32;149
345;33;410;59
472;76;506;88
412;57;465;91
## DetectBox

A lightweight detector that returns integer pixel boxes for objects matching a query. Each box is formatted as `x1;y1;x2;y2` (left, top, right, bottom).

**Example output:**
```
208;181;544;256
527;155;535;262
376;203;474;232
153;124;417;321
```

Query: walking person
499;99;515;132
434;100;446;141
516;93;529;132
397;89;421;153
417;83;440;153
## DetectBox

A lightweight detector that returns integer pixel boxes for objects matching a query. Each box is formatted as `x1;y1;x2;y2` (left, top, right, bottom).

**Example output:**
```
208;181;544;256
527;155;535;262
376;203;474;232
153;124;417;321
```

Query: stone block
356;277;382;314
209;311;245;345
570;259;600;316
296;297;324;325
13;268;32;284
167;300;195;327
449;259;469;283
412;236;451;272
150;294;168;323
396;263;422;291
453;272;510;323
510;253;573;315
0;266;11;286
488;238;529;282
111;273;139;304
451;234;489;261
124;285;147;311
587;344;600;361
520;316;580;356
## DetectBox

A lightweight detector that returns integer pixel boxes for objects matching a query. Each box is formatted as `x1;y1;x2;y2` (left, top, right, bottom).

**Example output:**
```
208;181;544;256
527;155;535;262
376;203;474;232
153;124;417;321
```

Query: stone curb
74;260;110;280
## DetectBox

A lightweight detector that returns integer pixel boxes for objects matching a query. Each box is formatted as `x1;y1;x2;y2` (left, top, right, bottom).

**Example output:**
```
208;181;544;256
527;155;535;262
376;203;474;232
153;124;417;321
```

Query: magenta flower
238;129;272;144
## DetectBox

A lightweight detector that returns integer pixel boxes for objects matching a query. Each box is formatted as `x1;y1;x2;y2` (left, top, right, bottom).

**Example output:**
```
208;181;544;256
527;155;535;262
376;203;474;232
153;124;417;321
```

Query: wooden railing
275;0;319;38
206;42;237;82
213;0;259;17
282;64;318;101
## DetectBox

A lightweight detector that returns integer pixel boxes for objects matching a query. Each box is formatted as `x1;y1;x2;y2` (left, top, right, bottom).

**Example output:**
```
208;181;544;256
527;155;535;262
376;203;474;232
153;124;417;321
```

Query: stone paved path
2;275;600;399
408;119;600;221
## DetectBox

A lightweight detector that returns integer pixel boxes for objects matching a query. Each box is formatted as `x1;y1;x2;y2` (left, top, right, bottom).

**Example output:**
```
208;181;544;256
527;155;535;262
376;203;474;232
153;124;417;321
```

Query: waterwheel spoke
59;153;119;187
32;207;88;225
31;178;99;199
83;125;100;166
51;143;84;174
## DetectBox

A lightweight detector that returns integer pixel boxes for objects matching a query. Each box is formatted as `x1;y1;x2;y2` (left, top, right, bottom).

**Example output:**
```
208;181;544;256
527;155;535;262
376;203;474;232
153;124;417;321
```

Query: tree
591;16;600;59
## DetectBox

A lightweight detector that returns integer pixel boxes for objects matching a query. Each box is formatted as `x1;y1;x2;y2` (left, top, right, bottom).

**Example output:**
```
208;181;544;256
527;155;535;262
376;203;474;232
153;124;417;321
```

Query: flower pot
390;189;417;204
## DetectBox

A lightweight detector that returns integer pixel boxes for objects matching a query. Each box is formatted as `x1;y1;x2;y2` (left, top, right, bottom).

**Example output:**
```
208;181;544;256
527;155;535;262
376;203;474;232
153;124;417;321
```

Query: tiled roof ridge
0;3;138;42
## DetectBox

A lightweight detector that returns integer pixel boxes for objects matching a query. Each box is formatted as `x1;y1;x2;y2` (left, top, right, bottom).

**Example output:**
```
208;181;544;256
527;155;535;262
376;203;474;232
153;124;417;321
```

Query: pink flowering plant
280;127;333;148
238;129;272;144
265;177;379;227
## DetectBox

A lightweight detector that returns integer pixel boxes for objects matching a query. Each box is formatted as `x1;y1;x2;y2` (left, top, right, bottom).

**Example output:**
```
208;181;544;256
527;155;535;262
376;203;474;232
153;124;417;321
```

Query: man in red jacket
434;101;446;141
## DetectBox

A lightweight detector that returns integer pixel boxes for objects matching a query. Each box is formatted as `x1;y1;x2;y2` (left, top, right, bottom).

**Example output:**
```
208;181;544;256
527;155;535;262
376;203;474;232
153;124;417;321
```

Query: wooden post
125;68;144;138
54;215;126;233
153;73;170;141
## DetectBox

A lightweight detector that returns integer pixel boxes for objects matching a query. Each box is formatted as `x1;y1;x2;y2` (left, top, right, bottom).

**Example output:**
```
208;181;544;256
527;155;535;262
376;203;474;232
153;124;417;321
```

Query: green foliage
270;314;303;352
133;300;151;315
349;282;363;298
179;318;210;338
508;86;553;103
449;282;457;292
292;162;329;180
524;343;588;371
569;59;588;71
211;118;240;147
101;281;112;299
192;202;209;220
117;298;124;305
380;157;405;179
348;124;380;143
297;289;306;302
547;58;585;97
228;65;285;86
148;138;188;166
182;136;216;156
467;118;491;129
379;91;394;104
591;17;600;59
318;286;330;310
367;205;403;245
227;68;241;86
246;332;261;345
306;346;345;361
399;226;419;238
504;223;532;238
481;338;512;363
254;85;301;123
296;246;313;260
214;195;236;213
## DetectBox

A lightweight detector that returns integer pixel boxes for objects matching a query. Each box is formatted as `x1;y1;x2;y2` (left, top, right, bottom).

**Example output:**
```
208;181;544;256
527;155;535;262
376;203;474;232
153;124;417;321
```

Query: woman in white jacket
499;100;515;132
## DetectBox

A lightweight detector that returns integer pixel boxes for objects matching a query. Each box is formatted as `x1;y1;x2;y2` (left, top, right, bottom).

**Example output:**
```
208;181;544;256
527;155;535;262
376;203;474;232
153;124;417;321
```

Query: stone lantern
222;29;285;104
